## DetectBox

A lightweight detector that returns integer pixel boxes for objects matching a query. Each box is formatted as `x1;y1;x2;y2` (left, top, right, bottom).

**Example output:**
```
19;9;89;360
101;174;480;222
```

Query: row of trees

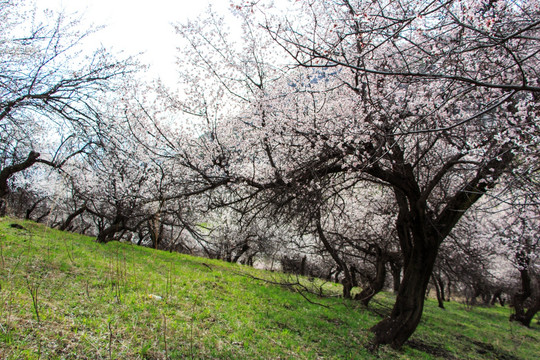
1;0;539;351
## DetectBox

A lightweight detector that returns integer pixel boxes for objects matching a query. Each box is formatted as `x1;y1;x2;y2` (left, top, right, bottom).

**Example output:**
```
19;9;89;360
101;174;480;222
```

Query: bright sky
37;0;235;86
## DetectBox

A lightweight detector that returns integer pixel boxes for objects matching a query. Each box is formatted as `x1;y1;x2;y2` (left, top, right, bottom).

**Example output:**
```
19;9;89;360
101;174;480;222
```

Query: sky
37;0;236;86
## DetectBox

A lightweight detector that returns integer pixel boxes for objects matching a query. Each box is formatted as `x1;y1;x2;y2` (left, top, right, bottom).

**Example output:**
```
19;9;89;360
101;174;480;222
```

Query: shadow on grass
407;339;459;359
470;339;519;360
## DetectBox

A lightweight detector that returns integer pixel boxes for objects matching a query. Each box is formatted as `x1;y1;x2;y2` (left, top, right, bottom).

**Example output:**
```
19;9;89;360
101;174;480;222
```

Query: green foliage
0;217;538;359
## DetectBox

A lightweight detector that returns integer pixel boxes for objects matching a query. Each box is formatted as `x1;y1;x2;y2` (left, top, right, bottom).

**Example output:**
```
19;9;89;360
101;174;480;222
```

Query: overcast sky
37;0;235;86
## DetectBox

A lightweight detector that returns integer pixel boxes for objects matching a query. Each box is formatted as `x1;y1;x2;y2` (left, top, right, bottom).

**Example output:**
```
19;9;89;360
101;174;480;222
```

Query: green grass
0;218;539;359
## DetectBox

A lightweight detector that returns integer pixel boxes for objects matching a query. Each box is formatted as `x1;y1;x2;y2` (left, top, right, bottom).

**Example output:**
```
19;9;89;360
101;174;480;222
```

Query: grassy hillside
0;218;538;359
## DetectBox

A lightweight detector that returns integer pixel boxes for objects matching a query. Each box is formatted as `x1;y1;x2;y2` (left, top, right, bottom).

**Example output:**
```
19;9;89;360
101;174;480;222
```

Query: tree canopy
1;0;539;351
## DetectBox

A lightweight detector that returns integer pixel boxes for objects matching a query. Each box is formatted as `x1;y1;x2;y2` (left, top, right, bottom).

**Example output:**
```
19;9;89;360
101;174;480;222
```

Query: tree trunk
300;256;307;276
491;289;504;306
35;210;50;223
342;276;353;299
316;214;354;299
511;296;540;327
136;228;145;246
0;151;41;216
390;260;401;294
510;257;539;327
59;205;87;231
355;249;387;306
0;198;6;217
432;275;445;309
482;292;492;306
96;217;125;243
149;219;164;250
511;287;540;327
232;241;250;263
371;243;438;349
437;276;446;303
446;279;452;301
350;266;359;287
25;198;46;220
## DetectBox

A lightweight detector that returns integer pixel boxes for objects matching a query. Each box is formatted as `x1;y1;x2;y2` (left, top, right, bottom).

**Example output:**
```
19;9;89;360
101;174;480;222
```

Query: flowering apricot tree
490;173;540;327
173;0;540;348
0;0;136;214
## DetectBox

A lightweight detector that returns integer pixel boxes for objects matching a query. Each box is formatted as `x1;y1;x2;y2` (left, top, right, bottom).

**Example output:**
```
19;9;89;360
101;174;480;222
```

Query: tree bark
371;242;439;348
59;205;87;231
389;258;402;293
368;146;513;349
355;248;387;306
300;255;307;276
511;295;540;327
232;241;250;263
96;224;122;243
510;255;539;327
432;275;445;309
96;214;126;243
25;197;47;220
0;151;41;216
316;213;354;299
491;289;504;306
35;210;50;223
437;276;446;303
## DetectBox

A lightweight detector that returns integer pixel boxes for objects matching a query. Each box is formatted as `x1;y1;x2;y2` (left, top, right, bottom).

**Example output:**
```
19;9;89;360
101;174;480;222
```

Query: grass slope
0;218;539;359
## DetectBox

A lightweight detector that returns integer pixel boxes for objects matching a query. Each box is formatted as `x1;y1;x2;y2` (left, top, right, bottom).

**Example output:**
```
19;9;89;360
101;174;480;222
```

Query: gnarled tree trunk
316;211;355;299
59;205;87;231
355;247;387;306
510;252;540;327
371;240;439;348
367;144;513;349
96;214;127;243
96;223;123;243
0;151;41;216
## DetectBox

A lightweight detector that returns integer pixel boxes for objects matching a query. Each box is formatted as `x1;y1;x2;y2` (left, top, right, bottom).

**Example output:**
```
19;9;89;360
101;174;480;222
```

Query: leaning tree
263;0;539;348
0;0;137;215
173;0;540;349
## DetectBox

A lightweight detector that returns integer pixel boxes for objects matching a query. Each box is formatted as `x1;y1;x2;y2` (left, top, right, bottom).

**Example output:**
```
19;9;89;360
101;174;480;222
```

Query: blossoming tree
174;0;540;348
0;0;136;215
